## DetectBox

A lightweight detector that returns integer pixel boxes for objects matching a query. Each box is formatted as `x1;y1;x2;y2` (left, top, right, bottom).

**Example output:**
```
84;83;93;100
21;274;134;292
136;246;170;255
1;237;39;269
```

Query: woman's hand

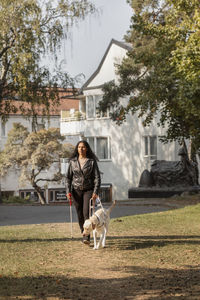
92;193;98;207
67;193;72;201
92;193;98;201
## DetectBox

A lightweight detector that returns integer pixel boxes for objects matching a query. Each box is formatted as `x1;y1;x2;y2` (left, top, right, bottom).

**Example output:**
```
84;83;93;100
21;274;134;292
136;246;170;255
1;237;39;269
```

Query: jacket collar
72;157;92;170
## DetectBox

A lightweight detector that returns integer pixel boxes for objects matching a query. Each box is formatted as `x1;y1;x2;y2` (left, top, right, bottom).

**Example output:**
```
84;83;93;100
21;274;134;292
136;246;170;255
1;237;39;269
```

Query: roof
2;89;79;117
81;39;132;91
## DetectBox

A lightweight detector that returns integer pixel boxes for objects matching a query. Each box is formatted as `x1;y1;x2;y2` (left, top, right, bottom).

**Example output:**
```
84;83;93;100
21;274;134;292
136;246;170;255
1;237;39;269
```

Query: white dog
83;200;116;250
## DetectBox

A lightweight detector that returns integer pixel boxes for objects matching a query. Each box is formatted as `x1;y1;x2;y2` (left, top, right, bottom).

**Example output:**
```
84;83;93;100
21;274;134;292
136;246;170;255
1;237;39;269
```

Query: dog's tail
107;200;116;214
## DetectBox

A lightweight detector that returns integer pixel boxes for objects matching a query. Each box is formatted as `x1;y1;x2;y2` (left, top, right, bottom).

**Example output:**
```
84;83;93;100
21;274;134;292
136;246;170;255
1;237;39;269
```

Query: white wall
61;40;184;200
81;41;179;200
0;114;63;193
87;44;128;87
81;94;178;200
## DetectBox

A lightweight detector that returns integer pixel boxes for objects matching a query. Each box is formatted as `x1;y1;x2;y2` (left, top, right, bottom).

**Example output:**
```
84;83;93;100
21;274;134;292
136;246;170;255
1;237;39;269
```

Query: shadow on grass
0;237;81;243
0;265;200;299
0;235;200;251
107;235;200;251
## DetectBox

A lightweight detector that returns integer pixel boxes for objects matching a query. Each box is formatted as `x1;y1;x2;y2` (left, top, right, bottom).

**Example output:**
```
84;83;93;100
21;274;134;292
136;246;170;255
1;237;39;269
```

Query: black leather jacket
66;157;101;195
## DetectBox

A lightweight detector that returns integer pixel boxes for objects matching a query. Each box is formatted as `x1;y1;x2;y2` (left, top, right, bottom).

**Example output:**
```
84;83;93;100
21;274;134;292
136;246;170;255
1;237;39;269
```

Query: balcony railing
60;115;86;122
60;113;86;135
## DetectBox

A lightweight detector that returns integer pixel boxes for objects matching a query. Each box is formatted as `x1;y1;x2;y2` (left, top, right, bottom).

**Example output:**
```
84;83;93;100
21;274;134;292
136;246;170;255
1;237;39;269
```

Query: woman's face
78;142;87;157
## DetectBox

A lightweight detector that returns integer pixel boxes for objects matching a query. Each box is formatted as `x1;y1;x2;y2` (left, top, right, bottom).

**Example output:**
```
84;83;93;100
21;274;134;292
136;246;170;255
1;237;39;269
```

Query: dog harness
94;210;107;227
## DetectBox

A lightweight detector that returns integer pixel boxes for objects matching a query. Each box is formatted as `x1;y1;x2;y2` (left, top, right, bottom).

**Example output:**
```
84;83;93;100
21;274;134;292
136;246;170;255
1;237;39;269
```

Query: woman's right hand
67;193;72;201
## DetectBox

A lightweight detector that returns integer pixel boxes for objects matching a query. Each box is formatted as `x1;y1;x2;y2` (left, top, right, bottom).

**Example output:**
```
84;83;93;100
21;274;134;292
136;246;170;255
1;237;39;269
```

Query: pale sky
55;0;133;86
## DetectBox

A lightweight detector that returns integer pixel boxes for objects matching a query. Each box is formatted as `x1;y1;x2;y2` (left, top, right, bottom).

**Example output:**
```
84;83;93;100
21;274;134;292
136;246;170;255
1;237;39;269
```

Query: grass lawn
0;200;200;299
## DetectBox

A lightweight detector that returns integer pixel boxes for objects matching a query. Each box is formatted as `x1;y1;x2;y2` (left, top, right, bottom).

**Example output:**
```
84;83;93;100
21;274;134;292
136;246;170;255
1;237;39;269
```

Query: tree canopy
99;0;200;157
0;123;74;204
0;0;95;118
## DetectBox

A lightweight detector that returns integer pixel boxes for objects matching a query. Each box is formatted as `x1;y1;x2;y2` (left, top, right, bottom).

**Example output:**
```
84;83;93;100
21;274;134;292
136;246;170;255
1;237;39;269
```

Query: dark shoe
82;235;90;245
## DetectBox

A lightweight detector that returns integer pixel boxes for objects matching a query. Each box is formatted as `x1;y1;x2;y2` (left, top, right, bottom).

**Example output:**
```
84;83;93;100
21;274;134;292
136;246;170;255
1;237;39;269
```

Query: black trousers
72;189;93;232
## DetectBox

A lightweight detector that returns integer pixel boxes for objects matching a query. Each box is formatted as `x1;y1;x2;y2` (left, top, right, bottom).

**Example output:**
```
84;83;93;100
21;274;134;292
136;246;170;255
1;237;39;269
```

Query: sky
55;0;133;86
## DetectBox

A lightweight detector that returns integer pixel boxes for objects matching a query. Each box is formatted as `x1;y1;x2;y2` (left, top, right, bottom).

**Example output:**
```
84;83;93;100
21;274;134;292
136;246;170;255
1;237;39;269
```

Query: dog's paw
93;247;98;250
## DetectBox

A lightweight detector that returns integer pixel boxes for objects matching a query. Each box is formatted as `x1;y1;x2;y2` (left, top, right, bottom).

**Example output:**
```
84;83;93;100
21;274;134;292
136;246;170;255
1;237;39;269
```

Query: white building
0;89;79;202
61;39;180;201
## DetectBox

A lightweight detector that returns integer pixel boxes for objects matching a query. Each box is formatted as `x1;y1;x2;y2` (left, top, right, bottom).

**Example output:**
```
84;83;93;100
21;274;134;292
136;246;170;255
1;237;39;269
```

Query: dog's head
83;219;93;236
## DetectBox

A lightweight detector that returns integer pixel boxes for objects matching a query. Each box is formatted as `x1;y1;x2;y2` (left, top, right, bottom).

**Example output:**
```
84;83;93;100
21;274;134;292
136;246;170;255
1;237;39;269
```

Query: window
99;184;112;202
86;136;111;160
37;124;45;131
97;137;108;159
144;136;157;160
50;191;54;202
87;137;95;152
87;96;95;118
87;95;109;119
95;95;101;118
95;95;109;118
32;122;45;132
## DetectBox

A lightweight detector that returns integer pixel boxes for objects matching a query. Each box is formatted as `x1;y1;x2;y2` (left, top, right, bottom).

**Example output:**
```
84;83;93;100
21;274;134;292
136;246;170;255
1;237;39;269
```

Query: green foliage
100;0;200;155
2;195;27;204
0;0;95;118
0;123;74;204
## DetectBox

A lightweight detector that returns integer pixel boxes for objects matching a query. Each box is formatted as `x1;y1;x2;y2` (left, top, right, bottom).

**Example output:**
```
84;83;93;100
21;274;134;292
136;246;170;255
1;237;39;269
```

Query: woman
66;140;101;244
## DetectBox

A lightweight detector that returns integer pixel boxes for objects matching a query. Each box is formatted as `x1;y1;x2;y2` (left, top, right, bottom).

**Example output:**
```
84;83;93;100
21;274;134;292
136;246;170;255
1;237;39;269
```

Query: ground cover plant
0;198;200;299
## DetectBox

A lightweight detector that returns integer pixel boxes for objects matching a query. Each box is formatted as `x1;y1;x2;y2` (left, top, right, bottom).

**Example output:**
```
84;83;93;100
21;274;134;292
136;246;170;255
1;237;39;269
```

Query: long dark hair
69;140;99;161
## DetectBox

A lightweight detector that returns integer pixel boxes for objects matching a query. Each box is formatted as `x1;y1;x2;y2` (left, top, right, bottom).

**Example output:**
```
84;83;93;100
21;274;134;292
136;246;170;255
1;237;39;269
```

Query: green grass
0;204;200;299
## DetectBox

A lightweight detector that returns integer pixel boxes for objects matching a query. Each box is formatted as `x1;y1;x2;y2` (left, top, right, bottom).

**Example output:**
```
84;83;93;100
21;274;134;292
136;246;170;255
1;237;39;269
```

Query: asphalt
0;199;183;226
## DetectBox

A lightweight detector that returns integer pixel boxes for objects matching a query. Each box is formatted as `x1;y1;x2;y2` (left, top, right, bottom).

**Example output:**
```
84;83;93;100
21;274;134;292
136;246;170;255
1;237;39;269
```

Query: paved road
0;200;178;226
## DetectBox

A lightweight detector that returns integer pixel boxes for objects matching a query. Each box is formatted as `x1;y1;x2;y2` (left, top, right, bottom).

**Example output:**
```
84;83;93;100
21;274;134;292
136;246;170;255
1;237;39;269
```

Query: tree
0;0;95;119
99;0;200;160
0;123;74;204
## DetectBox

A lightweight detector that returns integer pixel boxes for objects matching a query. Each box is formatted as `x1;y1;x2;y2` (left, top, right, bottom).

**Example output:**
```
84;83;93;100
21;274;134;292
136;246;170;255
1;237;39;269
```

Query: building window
32;122;45;132
95;95;109;118
99;184;112;202
37;123;45;131
144;136;157;160
87;95;109;119
87;96;95;118
86;136;111;160
50;191;54;201
96;137;108;159
87;137;95;152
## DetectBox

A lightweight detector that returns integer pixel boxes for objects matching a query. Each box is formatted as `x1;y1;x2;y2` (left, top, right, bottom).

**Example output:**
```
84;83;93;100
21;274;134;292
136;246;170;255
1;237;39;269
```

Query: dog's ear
92;223;96;230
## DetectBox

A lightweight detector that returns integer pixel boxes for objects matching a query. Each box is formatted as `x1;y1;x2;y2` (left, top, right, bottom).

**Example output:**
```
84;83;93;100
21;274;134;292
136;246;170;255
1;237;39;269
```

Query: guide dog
83;200;116;249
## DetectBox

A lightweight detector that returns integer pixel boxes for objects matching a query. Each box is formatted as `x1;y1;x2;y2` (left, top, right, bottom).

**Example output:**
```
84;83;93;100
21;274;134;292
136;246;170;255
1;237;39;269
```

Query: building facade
0;89;79;202
60;39;180;201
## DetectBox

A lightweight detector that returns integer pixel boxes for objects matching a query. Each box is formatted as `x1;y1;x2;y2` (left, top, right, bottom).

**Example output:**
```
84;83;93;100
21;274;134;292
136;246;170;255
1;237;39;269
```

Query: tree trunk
184;139;199;185
32;182;46;205
190;140;199;185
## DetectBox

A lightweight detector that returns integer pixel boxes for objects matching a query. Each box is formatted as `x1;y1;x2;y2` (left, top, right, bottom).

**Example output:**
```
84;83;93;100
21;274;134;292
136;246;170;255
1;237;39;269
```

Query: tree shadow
0;235;200;250
0;265;200;299
106;235;200;251
0;237;80;243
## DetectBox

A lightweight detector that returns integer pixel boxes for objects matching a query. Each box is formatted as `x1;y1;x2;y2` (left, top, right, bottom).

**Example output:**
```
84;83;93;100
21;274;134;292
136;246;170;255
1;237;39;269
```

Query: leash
89;198;94;218
89;197;106;228
89;197;103;217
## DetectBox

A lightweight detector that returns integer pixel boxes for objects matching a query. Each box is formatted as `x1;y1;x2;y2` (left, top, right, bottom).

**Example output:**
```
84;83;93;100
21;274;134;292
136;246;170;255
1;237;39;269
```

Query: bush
2;195;28;204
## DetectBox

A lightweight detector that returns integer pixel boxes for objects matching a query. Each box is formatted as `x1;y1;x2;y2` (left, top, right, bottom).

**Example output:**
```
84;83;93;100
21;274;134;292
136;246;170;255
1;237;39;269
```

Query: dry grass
0;199;200;299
